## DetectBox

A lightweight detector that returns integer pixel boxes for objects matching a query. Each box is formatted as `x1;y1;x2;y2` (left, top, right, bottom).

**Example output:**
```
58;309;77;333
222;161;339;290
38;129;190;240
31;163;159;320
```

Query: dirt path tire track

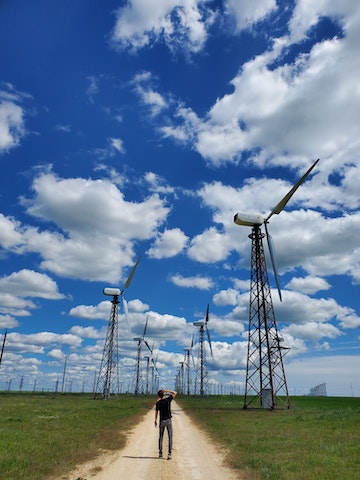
64;400;244;480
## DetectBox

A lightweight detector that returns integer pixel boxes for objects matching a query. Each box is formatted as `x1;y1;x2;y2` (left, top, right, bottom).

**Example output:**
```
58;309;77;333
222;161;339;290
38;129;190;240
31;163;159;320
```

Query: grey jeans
159;418;173;454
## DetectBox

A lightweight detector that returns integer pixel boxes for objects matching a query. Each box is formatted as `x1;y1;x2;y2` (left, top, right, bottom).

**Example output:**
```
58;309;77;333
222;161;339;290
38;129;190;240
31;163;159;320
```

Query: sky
0;0;360;397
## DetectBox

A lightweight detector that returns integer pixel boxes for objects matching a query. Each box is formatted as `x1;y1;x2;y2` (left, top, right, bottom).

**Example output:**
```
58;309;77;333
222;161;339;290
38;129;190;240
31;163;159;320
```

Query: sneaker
159;453;163;458
167;454;171;460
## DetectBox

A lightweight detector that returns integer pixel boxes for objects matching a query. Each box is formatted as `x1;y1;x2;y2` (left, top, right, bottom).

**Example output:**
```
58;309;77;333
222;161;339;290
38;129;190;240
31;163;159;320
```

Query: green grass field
0;393;359;480
0;392;154;480
179;395;360;480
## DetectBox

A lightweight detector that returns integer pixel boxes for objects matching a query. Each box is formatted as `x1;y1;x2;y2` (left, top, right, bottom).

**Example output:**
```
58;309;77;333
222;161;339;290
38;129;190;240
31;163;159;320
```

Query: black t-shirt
156;395;173;422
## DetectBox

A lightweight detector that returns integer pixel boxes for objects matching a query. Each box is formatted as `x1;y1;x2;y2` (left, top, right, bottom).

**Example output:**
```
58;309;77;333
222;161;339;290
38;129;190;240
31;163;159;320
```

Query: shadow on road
122;455;159;460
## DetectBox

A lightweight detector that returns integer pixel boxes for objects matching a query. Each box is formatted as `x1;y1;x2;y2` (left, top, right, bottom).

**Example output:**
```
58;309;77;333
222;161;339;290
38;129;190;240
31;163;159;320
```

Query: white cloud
286;276;331;294
47;348;64;360
18;171;170;282
0;269;64;300
188;227;231;263
147;228;189;259
111;0;216;54
208;340;248;370
144;171;175;195
6;331;82;353
0;314;19;329
69;301;111;320
170;273;214;290
0;83;30;154
68;325;102;339
287;0;353;44
285;321;342;343
225;0;277;32
127;298;149;313
277;290;360;330
0;214;24;249
110;137;126;154
213;288;239;306
0;101;25;153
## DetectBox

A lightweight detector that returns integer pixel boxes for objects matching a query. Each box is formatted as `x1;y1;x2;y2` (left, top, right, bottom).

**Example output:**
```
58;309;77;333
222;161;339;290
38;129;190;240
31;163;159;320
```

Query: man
154;388;177;459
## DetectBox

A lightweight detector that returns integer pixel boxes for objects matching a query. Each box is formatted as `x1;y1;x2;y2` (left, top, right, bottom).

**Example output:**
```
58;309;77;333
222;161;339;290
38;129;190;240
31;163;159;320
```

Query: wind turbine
133;315;153;395
150;350;160;393
183;335;194;395
193;304;213;398
234;159;319;409
93;257;140;399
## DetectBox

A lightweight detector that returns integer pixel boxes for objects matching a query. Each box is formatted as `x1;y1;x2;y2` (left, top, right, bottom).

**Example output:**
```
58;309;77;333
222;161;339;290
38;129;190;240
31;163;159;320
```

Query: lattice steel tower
243;225;290;409
193;305;213;398
93;257;140;399
94;293;120;399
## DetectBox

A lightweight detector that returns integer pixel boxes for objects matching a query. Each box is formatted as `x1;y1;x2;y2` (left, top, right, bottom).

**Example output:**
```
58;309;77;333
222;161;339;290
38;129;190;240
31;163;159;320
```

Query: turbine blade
143;315;149;337
122;294;132;332
190;334;194;349
264;223;282;302
266;159;319;222
206;326;214;358
123;256;141;291
205;303;209;323
144;339;152;353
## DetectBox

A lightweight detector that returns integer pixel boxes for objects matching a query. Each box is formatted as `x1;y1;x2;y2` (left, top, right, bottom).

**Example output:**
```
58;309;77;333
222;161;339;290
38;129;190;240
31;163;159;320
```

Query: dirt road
64;401;244;480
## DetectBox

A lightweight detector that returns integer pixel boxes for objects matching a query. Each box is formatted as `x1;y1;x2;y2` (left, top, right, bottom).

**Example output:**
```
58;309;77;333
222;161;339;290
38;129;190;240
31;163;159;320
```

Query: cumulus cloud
147;228;189;259
277;290;360;330
170;273;214;290
17;171;170;282
0;214;24;249
213;288;239;306
284;321;342;344
69;301;111;320
286;276;331;294
6;331;82;354
188;227;232;263
0;269;64;300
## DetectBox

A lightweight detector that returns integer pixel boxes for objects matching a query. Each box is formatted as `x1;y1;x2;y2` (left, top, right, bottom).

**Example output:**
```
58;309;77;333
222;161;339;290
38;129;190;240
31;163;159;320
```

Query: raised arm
165;389;177;398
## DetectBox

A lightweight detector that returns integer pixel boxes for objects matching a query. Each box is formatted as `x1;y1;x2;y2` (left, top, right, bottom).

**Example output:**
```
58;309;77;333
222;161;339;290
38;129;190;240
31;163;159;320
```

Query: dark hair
158;390;164;398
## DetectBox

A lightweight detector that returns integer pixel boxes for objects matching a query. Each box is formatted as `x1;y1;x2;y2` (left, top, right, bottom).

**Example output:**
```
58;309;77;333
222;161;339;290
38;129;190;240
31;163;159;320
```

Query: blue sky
0;0;359;396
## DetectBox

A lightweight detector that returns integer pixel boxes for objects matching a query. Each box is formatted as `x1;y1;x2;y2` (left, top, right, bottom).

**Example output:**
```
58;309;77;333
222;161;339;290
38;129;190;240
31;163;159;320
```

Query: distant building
310;383;327;396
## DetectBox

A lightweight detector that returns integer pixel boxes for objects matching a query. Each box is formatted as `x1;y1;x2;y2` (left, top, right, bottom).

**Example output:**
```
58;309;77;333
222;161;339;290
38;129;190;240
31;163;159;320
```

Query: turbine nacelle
234;213;264;227
103;287;121;296
193;321;205;327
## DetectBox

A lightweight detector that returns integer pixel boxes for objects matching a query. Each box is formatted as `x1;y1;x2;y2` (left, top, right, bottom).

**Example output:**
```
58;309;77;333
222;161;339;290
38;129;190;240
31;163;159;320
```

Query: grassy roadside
178;396;360;480
0;392;154;480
